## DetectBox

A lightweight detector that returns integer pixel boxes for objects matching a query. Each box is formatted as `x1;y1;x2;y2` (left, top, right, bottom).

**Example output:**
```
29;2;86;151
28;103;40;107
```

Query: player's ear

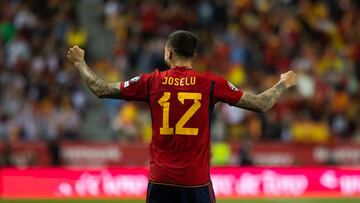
168;48;174;60
192;52;196;58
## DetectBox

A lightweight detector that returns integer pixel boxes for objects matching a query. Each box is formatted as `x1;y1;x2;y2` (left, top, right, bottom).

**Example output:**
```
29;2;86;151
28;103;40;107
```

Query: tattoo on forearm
75;61;120;98
236;81;287;112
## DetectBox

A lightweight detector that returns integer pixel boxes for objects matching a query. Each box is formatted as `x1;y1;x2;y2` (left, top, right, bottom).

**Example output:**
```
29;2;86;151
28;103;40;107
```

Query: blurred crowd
0;0;87;142
1;0;360;146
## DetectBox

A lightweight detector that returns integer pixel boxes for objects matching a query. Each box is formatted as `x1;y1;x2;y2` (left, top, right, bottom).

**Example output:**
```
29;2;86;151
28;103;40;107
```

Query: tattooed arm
73;60;120;98
236;71;297;112
67;46;120;99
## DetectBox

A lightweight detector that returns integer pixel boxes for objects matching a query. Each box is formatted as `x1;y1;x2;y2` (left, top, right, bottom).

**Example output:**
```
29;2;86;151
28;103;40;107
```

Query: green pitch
1;199;360;203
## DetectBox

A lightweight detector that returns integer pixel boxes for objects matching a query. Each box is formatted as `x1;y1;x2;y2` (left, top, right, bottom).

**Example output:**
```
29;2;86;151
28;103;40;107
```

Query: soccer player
67;30;297;203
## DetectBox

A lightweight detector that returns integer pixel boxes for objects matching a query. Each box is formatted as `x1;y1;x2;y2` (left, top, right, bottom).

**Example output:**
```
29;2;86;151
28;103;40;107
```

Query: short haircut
166;30;198;58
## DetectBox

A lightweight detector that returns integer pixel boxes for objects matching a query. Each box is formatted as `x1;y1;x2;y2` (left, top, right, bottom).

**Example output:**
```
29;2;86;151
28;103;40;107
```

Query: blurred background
2;0;360;202
1;0;360;172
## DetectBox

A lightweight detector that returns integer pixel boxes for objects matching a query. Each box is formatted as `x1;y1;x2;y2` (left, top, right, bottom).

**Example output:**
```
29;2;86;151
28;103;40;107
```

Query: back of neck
171;60;192;69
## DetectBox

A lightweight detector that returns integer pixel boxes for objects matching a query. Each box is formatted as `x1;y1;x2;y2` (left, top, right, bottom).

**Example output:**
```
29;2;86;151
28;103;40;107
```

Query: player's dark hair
166;30;198;58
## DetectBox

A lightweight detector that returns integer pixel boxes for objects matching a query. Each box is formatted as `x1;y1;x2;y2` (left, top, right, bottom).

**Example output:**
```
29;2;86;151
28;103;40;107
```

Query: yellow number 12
157;92;202;135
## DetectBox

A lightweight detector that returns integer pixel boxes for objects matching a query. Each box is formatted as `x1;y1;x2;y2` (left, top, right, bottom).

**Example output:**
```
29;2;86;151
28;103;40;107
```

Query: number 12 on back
158;92;202;136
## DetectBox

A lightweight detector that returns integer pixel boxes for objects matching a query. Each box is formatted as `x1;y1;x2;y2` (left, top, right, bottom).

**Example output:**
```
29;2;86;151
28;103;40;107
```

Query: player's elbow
252;102;270;113
253;108;264;113
253;107;267;113
260;107;269;113
97;94;106;99
260;103;273;112
91;89;106;99
90;86;108;99
96;92;108;99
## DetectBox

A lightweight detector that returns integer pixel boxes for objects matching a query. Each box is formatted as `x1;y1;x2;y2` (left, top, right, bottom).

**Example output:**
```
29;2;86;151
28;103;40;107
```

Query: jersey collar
173;66;192;69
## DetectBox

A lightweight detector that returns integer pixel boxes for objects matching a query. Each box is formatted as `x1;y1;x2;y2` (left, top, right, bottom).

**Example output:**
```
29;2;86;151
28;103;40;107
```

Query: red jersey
119;66;243;186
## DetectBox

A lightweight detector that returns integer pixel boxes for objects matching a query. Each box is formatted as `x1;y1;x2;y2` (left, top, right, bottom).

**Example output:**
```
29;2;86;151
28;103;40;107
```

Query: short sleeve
119;73;152;102
213;76;243;106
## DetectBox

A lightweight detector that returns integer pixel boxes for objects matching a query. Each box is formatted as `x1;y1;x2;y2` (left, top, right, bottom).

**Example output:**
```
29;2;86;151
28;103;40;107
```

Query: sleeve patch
130;76;140;83
227;81;238;91
124;75;141;88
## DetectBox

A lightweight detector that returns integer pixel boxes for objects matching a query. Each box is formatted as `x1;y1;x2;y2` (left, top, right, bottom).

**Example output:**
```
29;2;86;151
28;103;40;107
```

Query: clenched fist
280;71;297;88
67;46;85;65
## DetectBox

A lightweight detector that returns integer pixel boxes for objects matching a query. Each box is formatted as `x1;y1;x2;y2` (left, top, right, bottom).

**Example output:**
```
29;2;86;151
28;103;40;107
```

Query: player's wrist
277;80;289;89
74;59;86;67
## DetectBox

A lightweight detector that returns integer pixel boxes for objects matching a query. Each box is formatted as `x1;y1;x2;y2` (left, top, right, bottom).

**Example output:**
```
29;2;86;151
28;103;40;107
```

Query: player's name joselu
162;76;196;86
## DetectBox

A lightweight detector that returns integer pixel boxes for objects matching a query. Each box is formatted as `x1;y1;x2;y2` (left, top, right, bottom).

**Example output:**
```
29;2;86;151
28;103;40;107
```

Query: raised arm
236;71;297;112
67;46;120;99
